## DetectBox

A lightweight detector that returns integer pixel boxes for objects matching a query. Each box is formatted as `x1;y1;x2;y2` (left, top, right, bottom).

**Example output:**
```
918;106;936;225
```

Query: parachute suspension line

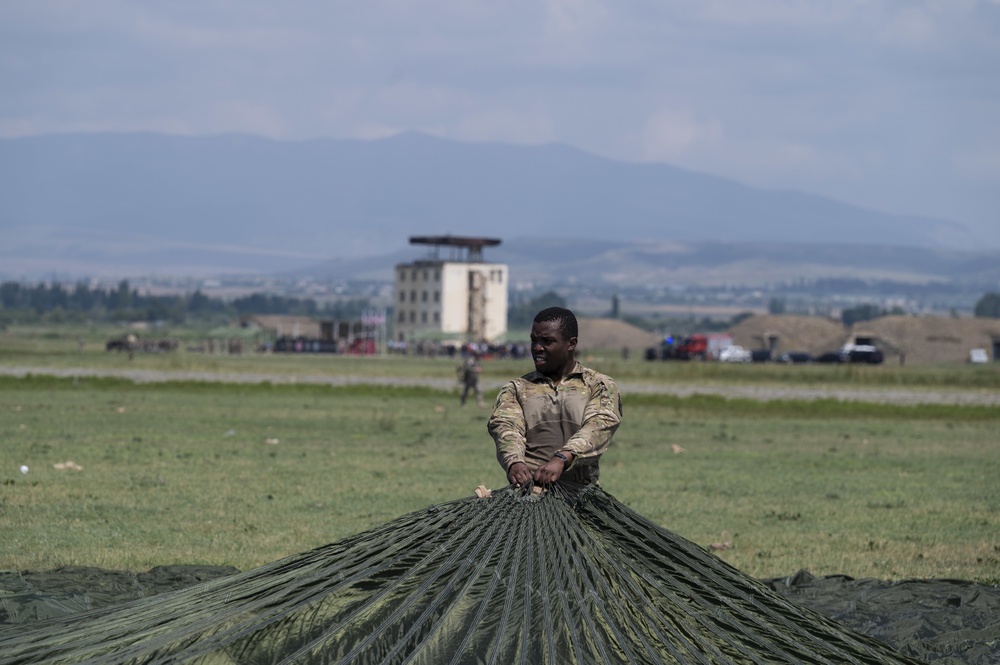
442;495;526;665
560;494;694;664
578;489;920;665
596;493;822;662
336;499;497;662
482;499;528;665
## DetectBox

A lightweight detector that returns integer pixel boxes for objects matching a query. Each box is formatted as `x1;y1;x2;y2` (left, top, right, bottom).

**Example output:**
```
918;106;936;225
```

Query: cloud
640;109;724;161
452;107;556;145
542;0;611;41
0;0;997;242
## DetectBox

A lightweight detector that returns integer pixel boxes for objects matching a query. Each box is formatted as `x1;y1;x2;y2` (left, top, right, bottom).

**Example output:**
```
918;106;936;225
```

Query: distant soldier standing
459;349;485;407
126;333;138;361
488;307;622;492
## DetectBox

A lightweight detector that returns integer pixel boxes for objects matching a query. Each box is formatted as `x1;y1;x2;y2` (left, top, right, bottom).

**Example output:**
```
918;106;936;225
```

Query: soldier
487;307;622;491
126;333;138;361
458;348;484;407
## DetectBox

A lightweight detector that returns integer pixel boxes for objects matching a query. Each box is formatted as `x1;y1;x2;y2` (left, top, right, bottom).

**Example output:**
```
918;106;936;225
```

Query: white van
969;348;989;364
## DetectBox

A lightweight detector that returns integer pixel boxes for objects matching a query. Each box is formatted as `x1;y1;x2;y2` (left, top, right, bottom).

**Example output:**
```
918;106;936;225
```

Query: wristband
553;452;570;465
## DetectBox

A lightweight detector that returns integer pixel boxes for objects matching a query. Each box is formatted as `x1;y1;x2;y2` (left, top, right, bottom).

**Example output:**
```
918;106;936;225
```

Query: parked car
719;345;752;363
814;352;842;364
777;351;812;364
969;348;989;364
840;344;884;364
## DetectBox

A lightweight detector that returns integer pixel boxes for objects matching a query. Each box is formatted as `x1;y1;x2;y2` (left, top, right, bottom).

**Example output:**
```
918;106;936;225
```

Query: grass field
2;364;998;583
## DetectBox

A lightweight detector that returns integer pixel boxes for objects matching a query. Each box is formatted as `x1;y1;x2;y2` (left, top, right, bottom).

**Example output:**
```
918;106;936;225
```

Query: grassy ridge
1;375;998;583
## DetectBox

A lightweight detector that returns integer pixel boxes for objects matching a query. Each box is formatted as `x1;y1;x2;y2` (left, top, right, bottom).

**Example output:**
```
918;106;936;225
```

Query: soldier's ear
568;337;578;352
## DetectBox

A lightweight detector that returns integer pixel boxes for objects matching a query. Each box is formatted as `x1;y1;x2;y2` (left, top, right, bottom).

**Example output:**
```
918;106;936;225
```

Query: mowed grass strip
1;375;998;583
4;322;1000;390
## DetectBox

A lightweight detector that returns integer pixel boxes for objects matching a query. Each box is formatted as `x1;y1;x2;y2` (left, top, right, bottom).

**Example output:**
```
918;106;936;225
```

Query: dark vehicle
106;337;131;352
750;349;772;363
105;335;177;353
777;351;812;364
814;352;842;364
273;336;337;353
841;344;884;364
645;336;678;361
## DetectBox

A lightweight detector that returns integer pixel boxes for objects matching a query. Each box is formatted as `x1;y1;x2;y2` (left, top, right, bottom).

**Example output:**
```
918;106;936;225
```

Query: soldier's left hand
533;458;565;485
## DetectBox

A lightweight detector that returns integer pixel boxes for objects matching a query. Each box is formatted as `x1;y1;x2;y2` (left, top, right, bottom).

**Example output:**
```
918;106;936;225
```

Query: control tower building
394;235;508;345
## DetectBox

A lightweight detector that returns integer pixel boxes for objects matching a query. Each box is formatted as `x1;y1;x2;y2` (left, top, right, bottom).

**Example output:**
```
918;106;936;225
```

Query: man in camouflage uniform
458;350;484;407
487;307;622;490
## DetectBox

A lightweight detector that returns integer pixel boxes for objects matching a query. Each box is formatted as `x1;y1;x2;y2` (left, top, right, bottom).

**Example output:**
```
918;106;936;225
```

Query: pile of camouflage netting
1;485;995;664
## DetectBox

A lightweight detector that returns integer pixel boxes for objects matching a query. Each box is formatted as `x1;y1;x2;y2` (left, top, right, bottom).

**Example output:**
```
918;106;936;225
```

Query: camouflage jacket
487;361;622;486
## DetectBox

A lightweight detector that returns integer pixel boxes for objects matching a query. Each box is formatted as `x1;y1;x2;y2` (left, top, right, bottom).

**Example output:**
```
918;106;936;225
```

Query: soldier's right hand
507;462;532;488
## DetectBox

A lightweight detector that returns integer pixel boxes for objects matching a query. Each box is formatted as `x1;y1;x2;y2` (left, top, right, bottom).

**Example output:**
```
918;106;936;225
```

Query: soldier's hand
533;458;566;485
507;462;532;487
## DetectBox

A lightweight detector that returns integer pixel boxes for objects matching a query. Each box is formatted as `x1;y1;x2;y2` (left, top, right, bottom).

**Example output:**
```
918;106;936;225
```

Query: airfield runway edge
2;365;999;407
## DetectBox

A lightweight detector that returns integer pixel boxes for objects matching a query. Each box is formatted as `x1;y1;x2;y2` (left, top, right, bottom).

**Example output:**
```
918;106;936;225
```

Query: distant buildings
394;235;508;344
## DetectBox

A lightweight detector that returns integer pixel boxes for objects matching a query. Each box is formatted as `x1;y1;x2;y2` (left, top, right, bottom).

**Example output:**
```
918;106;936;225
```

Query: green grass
0;377;503;571
1;374;997;584
614;401;1000;582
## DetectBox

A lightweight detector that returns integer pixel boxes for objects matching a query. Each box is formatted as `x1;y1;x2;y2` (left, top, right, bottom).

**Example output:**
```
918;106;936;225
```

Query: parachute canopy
0;486;931;664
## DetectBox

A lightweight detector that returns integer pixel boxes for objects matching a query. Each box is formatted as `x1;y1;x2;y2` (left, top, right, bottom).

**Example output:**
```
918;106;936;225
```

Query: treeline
837;293;1000;324
0;280;372;324
507;290;568;328
976;292;1000;318
782;276;968;295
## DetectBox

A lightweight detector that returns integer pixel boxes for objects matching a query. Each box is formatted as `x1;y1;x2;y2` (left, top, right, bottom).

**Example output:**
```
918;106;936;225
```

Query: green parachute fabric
0;485;925;664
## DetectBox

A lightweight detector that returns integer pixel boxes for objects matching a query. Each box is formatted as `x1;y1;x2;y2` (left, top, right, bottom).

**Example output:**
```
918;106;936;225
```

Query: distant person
458;350;484;407
126;333;138;361
488;307;622;492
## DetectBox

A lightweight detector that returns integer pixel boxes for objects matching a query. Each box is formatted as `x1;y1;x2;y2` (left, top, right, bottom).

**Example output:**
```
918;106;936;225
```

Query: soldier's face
530;320;577;379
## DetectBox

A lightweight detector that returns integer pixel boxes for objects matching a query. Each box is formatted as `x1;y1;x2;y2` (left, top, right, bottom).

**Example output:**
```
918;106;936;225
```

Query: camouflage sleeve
486;381;527;472
561;373;622;462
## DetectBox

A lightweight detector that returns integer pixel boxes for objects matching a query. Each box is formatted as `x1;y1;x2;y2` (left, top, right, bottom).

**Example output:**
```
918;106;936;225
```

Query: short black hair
533;307;578;340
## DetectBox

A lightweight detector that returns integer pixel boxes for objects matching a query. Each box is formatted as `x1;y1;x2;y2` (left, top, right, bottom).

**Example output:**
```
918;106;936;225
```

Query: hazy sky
2;0;998;245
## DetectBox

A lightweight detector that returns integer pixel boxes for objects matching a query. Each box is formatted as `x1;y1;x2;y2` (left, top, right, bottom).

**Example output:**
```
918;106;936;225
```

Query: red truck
675;333;733;360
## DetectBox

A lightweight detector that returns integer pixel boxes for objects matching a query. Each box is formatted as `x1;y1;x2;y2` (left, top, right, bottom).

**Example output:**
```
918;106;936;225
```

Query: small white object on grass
19;465;29;474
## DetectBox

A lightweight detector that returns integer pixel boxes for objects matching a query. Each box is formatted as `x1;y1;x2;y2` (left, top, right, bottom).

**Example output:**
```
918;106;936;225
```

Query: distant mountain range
298;238;1000;290
1;132;996;286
